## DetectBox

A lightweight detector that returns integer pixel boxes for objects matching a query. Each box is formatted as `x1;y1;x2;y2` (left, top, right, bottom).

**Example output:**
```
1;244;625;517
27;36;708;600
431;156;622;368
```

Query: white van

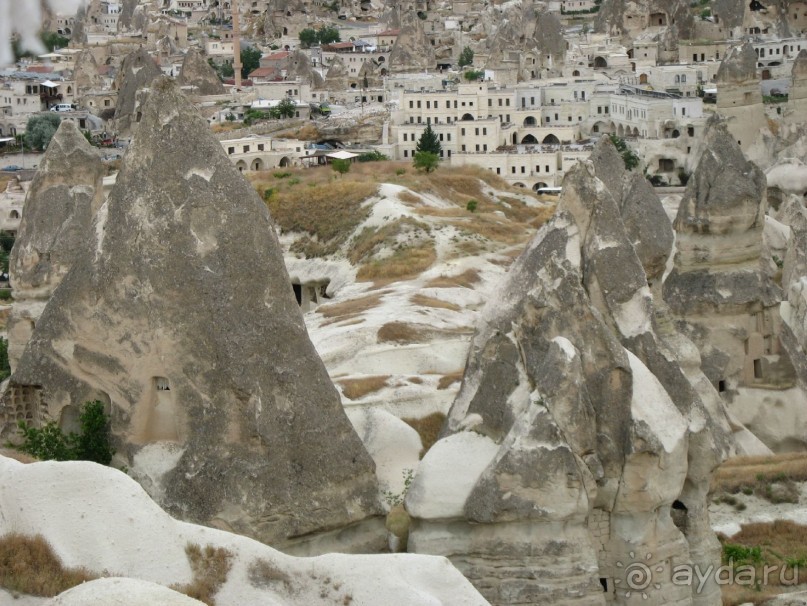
50;103;74;112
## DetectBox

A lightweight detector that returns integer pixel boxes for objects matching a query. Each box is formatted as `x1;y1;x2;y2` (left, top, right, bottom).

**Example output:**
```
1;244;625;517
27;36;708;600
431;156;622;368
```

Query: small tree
608;134;640;171
415;124;441;155
317;26;341;45
240;46;262;79
25;114;61;151
463;69;484;81
458;46;474;68
299;28;318;48
413;151;439;173
74;401;114;465
275;97;297;119
331;158;351;175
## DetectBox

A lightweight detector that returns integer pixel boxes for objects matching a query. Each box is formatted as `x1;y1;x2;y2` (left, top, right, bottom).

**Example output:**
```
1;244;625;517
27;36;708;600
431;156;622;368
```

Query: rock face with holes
113;47;162;134
6;120;105;375
715;41;766;153
406;151;735;605
388;9;434;73
5;78;380;547
72;49;104;96
663;119;794;400
177;49;226;96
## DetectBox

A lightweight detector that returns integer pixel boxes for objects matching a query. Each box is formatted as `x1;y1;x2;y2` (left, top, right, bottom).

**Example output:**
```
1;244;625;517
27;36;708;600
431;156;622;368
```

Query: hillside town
3;0;807;605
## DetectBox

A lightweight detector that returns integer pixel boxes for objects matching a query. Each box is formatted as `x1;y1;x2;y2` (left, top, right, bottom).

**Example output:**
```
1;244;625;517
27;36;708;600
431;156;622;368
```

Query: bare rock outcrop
177;49;226;95
113;47;162;134
388;9;434;73
5;78;380;546
324;56;350;91
72;49;104;96
406;152;733;605
286;49;324;88
663;120;791;393
589;135;674;284
6;121;104;374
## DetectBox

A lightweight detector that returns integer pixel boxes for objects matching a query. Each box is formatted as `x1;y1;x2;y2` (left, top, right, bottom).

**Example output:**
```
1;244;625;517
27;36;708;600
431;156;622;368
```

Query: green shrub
466;199;478;212
723;543;763;566
0;338;10;382
331;158;351;175
413;151;439;173
17;400;114;465
17;421;76;461
396;168;406;176
357;150;388;162
608;134;640;171
273;171;292;179
74;401;114;465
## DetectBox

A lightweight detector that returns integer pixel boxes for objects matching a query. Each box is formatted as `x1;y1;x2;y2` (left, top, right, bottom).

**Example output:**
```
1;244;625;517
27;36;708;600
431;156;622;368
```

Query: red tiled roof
248;66;280;78
26;65;54;73
261;51;290;61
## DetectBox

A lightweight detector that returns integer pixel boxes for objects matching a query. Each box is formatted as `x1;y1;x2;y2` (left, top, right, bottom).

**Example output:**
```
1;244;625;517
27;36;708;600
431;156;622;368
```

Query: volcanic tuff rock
589;135;674;283
388;9;434;73
72;49;104;96
5;78;380;546
664;120;797;444
406;154;734;605
177;49;226;95
6;121;104;374
113;47;162;134
596;0;694;41
286;49;324;88
716;41;759;85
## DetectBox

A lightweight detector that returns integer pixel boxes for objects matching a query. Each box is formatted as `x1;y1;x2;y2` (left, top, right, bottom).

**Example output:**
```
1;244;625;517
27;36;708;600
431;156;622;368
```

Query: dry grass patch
377;322;432;344
172;543;233;606
712;452;807;503
254;167;378;257
426;269;481;289
402;412;446;457
397;191;422;205
348;218;430;265
718;520;807;605
0;533;97;596
317;293;384;320
248;558;293;591
437;371;464;390
338;375;390;400
410;293;461;312
356;242;437;283
408;376;424;384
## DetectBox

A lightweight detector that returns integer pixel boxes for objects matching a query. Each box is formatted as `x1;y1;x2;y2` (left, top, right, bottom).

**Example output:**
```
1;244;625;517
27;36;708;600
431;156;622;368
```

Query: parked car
50;103;75;112
0;165;22;171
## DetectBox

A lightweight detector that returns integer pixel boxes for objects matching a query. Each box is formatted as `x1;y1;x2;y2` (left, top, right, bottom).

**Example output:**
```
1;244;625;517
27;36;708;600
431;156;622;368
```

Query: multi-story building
219;134;315;172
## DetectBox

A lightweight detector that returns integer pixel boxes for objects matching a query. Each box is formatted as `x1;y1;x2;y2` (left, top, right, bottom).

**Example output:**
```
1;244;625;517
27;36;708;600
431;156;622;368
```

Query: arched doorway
235;160;247;172
594;56;608;69
523;116;537;126
521;134;538;144
461;113;475;121
762;69;772;80
572;69;580;76
250;158;263;171
532;182;549;192
279;156;291;167
639;73;648;84
542;134;560;145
